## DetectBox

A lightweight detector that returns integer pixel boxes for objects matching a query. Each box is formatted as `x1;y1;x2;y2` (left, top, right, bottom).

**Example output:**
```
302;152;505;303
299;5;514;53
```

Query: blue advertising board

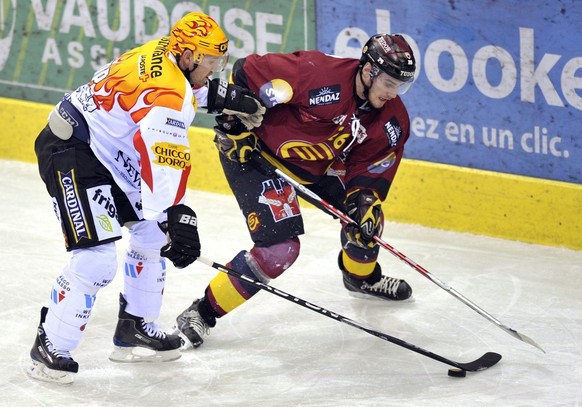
316;0;581;184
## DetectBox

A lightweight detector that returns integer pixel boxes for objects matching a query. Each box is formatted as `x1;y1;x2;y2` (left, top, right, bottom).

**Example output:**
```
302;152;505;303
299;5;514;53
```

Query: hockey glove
214;114;259;164
343;189;384;248
159;204;201;268
206;78;266;130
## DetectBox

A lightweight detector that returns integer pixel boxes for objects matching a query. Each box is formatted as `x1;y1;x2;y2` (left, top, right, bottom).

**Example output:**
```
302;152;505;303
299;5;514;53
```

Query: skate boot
172;299;216;350
109;293;181;363
340;253;412;301
27;307;79;384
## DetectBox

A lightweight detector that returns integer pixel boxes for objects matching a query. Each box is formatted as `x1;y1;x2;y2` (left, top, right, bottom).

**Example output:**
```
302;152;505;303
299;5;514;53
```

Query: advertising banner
0;0;315;107
316;0;581;184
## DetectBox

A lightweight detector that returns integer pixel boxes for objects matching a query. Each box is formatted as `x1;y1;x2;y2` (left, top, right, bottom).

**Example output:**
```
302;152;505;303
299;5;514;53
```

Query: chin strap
357;68;375;112
359;69;371;99
176;53;198;87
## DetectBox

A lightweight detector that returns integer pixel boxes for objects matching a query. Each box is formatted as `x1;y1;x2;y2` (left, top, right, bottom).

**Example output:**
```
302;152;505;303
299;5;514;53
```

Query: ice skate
172;299;215;350
27;307;79;384
340;254;412;301
109;293;182;363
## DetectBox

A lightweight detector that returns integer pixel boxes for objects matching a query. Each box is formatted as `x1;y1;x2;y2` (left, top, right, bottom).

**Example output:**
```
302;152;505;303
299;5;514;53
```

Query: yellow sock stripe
208;272;248;313
342;251;375;278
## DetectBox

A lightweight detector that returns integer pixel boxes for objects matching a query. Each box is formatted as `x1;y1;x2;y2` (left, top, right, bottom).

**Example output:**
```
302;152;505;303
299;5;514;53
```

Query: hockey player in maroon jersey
173;34;417;349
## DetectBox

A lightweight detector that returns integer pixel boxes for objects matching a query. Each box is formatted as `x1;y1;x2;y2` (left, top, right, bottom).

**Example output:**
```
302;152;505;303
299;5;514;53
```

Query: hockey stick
251;153;545;353
197;255;501;372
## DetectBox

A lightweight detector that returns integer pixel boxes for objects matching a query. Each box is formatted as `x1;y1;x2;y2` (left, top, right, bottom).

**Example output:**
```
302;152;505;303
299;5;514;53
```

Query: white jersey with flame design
67;36;208;221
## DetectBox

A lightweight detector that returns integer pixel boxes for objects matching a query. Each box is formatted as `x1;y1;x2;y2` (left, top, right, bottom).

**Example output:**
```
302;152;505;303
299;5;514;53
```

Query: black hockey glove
159;204;201;268
206;78;266;130
214;114;259;164
343;189;384;248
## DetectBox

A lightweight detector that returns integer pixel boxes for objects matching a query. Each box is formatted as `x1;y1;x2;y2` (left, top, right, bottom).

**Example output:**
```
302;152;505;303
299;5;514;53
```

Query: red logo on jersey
258;179;300;222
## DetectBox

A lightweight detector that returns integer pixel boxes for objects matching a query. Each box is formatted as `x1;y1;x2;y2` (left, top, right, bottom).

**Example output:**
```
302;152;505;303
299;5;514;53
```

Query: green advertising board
0;0;315;125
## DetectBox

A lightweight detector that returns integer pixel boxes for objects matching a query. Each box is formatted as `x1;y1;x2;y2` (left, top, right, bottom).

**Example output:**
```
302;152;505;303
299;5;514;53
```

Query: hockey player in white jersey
28;11;265;384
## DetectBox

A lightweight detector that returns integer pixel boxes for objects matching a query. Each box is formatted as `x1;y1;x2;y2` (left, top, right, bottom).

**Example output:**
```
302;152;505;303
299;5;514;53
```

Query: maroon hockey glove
159;204;201;268
343;189;384;248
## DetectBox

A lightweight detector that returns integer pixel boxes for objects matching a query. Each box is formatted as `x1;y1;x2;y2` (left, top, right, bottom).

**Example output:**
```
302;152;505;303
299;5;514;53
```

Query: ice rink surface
1;159;581;407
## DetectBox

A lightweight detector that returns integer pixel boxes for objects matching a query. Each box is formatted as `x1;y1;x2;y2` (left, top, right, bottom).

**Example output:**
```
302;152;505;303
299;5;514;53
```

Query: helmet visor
376;72;415;95
198;53;229;72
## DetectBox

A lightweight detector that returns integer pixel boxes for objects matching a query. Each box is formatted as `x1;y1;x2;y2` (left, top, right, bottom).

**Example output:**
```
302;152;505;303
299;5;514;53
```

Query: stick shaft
197;255;501;371
265;164;543;353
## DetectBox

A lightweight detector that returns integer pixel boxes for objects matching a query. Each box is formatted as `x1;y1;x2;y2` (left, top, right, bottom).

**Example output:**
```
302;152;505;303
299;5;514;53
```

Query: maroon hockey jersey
233;50;410;201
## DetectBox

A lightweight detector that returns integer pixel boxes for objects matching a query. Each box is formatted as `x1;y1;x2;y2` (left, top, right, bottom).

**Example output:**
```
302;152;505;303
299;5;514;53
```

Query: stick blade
505;326;546;353
456;352;502;372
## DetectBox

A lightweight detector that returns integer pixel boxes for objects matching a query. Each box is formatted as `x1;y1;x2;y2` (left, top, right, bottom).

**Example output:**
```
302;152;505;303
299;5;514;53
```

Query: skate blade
176;330;197;351
27;360;75;384
108;346;181;363
347;290;416;303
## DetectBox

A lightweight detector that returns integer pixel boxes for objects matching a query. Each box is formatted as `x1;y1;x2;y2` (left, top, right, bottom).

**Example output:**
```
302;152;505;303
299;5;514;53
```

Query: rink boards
1;96;580;250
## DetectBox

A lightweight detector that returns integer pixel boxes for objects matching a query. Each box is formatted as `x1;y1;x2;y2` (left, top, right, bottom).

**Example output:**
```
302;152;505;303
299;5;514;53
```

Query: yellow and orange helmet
169;12;229;72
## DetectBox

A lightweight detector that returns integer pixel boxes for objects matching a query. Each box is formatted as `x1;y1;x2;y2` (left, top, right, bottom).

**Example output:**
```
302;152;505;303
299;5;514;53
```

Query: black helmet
360;34;416;83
